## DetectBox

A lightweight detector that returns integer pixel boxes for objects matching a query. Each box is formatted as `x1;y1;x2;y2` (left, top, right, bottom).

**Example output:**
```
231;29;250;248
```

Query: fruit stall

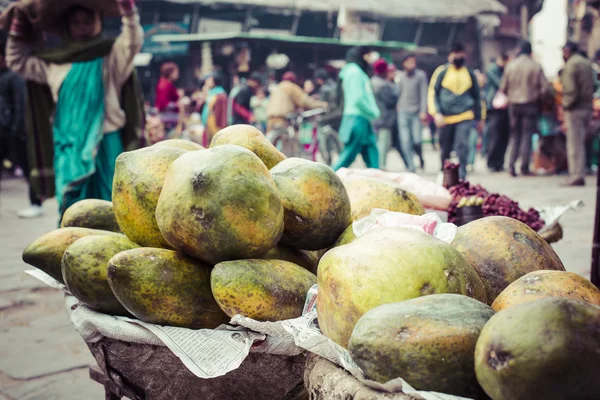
22;125;600;400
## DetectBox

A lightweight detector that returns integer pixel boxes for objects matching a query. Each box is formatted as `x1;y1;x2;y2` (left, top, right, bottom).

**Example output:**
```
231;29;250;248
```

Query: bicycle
268;108;342;166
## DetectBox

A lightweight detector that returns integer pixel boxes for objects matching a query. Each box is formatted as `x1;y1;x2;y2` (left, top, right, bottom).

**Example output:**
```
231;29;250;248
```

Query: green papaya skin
270;158;351;251
475;298;600;400
112;146;188;248
62;235;139;316
349;294;494;397
211;259;316;322
452;216;565;304
107;248;229;329
153;139;205;151
317;227;487;348
262;245;318;273
332;224;356;248
23;228;122;283
60;199;121;232
155;145;284;265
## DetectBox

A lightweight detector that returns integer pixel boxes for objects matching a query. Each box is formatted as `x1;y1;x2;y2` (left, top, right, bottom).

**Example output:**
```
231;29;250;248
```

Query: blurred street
0;148;595;399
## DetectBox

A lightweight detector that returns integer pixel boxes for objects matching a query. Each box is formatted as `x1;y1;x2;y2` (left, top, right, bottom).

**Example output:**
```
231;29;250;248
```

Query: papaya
317;227;487;348
452;216;565;305
270;158;351;250
332;224;356;247
262;245;317;273
211;259;316;321
475;298;600;400
156;145;284;265
107;248;228;329
23;228;121;284
343;177;425;221
112;146;188;248
210;124;286;169
349;294;495;396
153;139;205;151
62;235;138;316
60;199;121;232
491;270;600;311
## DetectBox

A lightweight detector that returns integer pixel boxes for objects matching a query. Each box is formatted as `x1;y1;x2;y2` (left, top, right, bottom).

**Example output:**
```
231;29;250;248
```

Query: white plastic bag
337;168;452;210
352;209;457;243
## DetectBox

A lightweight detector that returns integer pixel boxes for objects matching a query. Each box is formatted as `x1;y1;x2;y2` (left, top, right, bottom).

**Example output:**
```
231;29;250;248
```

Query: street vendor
5;0;144;218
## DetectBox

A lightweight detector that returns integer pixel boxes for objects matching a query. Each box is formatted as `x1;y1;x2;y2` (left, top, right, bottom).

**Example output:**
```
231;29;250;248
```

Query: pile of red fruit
443;160;460;171
448;181;545;231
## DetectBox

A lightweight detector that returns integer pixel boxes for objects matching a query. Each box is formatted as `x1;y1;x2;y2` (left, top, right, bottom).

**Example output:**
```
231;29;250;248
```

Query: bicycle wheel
270;129;301;158
319;127;342;166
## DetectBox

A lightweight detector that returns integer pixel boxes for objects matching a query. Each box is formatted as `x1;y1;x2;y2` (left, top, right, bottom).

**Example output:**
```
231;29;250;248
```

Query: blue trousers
398;111;423;173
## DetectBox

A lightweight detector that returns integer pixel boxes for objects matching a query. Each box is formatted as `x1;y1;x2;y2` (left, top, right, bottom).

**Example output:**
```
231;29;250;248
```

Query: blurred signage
198;18;243;34
143;23;189;56
340;22;381;42
251;28;291;36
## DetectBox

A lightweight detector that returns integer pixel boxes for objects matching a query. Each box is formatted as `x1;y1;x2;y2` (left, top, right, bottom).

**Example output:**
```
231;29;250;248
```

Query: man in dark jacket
561;42;595;186
0;39;44;218
371;59;399;169
230;72;262;125
429;43;483;180
485;53;510;172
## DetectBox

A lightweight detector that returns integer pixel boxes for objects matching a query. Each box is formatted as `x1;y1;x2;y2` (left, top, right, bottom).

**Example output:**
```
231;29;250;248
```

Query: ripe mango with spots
343;177;425;221
153;139;205;151
156;145;284;265
452;216;565;305
62;235;138;316
317;227;487;348
107;248;228;328
262;245;318;273
61;199;121;232
112;146;188;248
23;228;122;284
210;124;286;169
211;259;316;321
349;294;495;397
270;158;351;250
491;270;600;312
475;298;600;400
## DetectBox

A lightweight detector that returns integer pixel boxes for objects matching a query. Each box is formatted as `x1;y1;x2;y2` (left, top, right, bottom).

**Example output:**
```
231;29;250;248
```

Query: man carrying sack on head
1;0;144;219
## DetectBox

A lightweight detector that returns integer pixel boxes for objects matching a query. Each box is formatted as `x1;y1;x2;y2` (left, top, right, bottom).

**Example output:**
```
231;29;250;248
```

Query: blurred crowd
0;0;598;222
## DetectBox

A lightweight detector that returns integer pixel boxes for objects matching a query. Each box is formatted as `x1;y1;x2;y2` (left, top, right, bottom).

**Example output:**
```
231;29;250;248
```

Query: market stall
21;127;600;400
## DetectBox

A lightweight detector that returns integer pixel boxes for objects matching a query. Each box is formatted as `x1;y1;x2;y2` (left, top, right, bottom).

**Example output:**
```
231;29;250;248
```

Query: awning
152;31;437;54
146;0;507;21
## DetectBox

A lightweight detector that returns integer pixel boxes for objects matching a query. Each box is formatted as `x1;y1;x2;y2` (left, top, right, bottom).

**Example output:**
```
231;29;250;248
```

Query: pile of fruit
456;196;484;208
22;125;423;329
318;216;600;399
22;125;600;399
448;181;545;231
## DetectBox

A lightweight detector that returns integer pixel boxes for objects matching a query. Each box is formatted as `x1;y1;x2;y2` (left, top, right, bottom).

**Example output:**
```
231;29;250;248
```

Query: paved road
0;149;595;399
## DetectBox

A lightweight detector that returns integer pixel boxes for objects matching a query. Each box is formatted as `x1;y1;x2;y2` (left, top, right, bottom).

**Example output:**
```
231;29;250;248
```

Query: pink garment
155;77;179;112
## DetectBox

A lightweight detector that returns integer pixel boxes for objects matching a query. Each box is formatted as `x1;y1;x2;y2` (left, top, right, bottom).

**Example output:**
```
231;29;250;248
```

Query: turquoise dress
333;63;381;171
53;58;123;216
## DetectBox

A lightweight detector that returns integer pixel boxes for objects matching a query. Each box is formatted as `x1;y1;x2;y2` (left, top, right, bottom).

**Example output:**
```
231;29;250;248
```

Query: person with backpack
0;37;44;218
429;43;483;180
332;47;381;170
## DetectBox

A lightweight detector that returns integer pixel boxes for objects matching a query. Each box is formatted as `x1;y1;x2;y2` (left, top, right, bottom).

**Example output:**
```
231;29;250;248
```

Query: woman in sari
7;0;144;218
201;71;227;146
